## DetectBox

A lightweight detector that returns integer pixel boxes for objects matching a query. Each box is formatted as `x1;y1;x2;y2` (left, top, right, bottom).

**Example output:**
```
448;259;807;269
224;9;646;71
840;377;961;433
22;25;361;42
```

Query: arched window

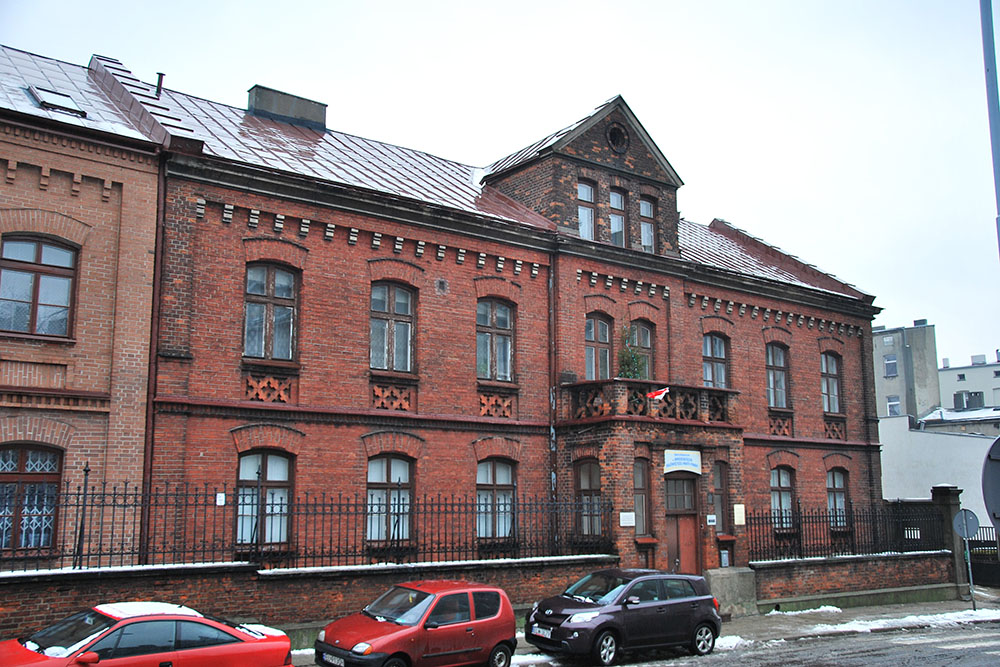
827;468;848;528
766;343;789;408
577;180;596;241
0;445;61;551
610;188;627;247
821;352;842;413
0;236;76;337
367;455;412;541
370;283;414;372
236;451;292;545
702;334;729;388
476;300;514;382
585;313;612;380
628;320;654;379
476;459;515;538
244;264;297;360
575;459;602;535
770;466;795;529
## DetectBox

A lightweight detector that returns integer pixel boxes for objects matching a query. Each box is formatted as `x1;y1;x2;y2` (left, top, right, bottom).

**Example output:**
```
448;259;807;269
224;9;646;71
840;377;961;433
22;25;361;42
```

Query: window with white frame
884;354;897;377
887;395;901;416
578;181;596;241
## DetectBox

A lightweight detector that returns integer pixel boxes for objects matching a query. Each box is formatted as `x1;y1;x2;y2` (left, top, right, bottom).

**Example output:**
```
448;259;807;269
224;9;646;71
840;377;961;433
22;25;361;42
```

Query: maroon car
314;580;516;667
525;569;722;664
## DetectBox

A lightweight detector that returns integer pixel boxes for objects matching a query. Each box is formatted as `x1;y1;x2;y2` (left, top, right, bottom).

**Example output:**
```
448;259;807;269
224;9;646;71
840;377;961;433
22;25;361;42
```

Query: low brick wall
0;555;617;641
751;551;957;610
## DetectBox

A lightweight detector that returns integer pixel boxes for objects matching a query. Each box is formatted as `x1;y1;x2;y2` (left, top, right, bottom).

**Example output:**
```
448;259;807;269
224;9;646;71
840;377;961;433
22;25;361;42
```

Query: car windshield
25;609;116;653
363;586;434;625
564;573;630;605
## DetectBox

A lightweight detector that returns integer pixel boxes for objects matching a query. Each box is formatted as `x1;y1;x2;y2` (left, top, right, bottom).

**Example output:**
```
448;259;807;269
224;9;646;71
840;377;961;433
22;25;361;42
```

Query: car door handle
160;662;172;667
466;627;475;632
656;607;667;613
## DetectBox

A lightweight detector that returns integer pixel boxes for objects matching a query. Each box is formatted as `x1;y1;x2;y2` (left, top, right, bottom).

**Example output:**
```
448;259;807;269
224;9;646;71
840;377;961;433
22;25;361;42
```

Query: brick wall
0;557;617;641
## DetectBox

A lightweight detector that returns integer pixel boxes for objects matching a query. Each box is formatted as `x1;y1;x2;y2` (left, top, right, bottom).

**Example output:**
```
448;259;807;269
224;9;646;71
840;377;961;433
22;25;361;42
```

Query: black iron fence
746;504;947;561
0;482;614;573
970;524;998;563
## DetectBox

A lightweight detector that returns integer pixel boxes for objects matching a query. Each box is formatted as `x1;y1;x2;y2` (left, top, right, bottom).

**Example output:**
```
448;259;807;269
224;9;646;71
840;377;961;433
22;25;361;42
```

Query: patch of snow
716;635;753;650
292;647;315;657
239;623;285;637
807;608;1000;635
96;601;201;619
0;561;252;580
259;553;615;576
513;653;559;665
767;605;842;616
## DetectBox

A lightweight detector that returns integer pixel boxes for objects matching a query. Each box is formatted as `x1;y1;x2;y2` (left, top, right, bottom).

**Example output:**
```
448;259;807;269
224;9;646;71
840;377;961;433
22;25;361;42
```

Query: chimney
913;318;928;326
972;354;987;366
247;85;326;130
942;358;950;368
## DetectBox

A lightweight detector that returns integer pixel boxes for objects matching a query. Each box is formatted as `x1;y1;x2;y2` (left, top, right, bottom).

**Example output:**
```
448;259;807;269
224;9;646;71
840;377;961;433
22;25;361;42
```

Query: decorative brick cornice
0;121;157;167
686;290;865;339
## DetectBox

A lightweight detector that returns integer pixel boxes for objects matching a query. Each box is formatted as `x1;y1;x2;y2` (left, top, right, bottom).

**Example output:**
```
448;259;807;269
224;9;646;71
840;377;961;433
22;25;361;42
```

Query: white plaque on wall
733;503;746;526
664;450;702;474
619;511;636;527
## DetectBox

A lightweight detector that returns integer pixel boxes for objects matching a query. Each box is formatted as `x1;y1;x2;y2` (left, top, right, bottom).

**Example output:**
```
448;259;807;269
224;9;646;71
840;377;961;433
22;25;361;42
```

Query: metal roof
0;45;148;141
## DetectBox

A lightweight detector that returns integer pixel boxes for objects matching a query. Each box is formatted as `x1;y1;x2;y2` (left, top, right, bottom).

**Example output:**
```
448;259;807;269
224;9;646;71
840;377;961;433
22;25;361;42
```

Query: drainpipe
548;249;559;503
139;152;167;563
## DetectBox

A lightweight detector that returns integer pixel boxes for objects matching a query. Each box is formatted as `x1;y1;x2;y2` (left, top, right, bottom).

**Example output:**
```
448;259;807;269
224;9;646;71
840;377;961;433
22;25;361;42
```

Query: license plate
323;653;345;667
532;624;552;639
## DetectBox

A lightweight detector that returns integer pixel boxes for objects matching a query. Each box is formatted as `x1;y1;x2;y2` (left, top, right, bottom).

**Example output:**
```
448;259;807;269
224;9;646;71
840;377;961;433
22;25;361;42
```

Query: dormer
482;96;682;256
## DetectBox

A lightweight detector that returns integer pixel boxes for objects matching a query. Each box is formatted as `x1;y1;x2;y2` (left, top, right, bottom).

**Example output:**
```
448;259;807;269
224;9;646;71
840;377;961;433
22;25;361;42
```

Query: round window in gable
607;123;629;153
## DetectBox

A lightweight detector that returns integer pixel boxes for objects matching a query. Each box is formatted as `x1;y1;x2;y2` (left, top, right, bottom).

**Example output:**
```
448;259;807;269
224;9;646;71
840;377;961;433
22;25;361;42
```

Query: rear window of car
664;579;697;599
473;591;501;619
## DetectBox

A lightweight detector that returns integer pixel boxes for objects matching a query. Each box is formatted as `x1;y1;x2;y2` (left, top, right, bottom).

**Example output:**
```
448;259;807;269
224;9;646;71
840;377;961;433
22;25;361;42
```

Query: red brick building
0;46;160;555
1;47;882;578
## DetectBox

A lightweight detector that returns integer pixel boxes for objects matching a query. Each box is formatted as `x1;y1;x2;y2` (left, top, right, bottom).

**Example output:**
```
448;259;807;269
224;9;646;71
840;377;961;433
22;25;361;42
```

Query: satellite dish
982;436;1000;530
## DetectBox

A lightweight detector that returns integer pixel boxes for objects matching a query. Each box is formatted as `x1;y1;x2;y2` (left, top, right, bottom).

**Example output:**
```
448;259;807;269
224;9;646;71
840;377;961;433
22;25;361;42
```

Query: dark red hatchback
314;580;516;667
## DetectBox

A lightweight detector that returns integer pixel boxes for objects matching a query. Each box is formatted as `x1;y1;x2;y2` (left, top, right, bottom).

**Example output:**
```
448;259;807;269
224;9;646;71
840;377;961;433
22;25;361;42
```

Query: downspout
548;248;559;503
139;152;167;563
859;324;881;506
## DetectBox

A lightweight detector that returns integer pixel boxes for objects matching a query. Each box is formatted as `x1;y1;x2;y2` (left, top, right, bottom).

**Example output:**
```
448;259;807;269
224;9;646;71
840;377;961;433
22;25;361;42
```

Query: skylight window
28;86;86;117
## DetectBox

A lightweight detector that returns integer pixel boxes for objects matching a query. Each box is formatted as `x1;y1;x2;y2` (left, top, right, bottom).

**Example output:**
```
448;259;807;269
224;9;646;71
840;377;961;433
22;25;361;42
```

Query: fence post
72;462;90;569
931;485;968;595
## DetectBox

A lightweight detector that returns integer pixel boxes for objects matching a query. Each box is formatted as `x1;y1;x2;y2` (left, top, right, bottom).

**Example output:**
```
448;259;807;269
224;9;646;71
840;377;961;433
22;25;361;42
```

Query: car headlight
352;642;373;655
568;611;600;624
318;629;325;642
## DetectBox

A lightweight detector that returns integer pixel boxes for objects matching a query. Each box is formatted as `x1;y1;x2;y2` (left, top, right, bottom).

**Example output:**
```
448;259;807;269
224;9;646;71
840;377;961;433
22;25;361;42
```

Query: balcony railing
566;380;732;423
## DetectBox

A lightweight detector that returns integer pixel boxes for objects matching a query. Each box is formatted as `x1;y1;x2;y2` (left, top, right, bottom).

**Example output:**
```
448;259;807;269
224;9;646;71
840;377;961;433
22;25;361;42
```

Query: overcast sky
1;0;997;366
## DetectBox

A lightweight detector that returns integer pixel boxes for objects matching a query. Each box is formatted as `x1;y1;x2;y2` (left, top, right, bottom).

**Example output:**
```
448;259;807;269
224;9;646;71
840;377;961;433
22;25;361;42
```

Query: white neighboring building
880;415;994;522
940;352;1000;409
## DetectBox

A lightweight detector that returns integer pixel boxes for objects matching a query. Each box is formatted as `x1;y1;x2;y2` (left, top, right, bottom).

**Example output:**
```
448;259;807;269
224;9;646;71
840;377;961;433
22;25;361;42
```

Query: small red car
314;580;516;667
0;601;291;666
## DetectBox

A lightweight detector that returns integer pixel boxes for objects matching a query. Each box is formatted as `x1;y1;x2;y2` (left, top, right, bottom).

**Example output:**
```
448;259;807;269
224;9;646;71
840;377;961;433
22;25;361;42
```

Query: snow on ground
805;608;1000;635
766;605;842;616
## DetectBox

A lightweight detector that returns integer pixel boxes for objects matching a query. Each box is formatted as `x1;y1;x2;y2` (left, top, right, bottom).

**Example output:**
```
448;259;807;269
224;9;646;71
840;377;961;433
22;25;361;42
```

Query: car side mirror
625;596;640;605
425;621;440;629
74;652;100;665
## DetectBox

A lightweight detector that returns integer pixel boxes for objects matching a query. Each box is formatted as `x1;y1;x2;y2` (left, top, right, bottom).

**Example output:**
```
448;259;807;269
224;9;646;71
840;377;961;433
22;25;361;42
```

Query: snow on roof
921;406;1000;423
94;601;202;620
0;45;148;141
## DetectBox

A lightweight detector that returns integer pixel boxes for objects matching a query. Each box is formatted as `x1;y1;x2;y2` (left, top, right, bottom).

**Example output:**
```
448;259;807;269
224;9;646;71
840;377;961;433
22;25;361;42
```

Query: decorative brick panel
479;391;516;418
245;374;296;403
371;382;415;411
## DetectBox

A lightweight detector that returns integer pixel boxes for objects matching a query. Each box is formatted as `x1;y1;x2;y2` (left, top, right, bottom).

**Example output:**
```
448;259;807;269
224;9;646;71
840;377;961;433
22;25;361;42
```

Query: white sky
1;0;997;365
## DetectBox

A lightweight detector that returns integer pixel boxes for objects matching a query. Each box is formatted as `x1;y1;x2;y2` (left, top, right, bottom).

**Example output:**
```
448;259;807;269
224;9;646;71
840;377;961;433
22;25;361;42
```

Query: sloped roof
483;95;683;187
679;218;871;300
0;45;148;141
0;45;871;304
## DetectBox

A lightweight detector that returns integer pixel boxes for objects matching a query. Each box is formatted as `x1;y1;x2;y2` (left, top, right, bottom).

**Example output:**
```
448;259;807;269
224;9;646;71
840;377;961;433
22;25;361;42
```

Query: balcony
565;379;733;424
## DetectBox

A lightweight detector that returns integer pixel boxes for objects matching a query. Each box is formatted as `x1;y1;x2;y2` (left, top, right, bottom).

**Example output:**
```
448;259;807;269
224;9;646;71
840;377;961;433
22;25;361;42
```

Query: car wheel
383;657;408;667
488;643;512;667
592;630;618;666
690;623;716;655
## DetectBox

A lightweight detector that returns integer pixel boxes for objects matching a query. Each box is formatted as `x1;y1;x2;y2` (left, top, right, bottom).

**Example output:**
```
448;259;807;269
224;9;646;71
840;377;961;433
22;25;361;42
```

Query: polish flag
646;387;669;401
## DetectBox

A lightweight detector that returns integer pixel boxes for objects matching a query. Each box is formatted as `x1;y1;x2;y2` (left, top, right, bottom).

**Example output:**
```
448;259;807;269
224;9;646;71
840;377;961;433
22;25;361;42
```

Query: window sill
635;536;658;546
0;331;75;344
823;412;846;418
768;407;794;415
242;358;300;375
477;379;519;392
369;369;420;384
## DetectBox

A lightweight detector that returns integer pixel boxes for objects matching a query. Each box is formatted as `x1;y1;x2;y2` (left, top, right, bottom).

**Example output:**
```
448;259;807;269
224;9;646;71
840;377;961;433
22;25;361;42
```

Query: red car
0;601;291;666
314;580;516;667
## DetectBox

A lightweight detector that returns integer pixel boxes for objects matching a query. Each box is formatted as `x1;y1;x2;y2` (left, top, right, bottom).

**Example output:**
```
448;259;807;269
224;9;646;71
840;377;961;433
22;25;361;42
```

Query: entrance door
664;475;699;574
